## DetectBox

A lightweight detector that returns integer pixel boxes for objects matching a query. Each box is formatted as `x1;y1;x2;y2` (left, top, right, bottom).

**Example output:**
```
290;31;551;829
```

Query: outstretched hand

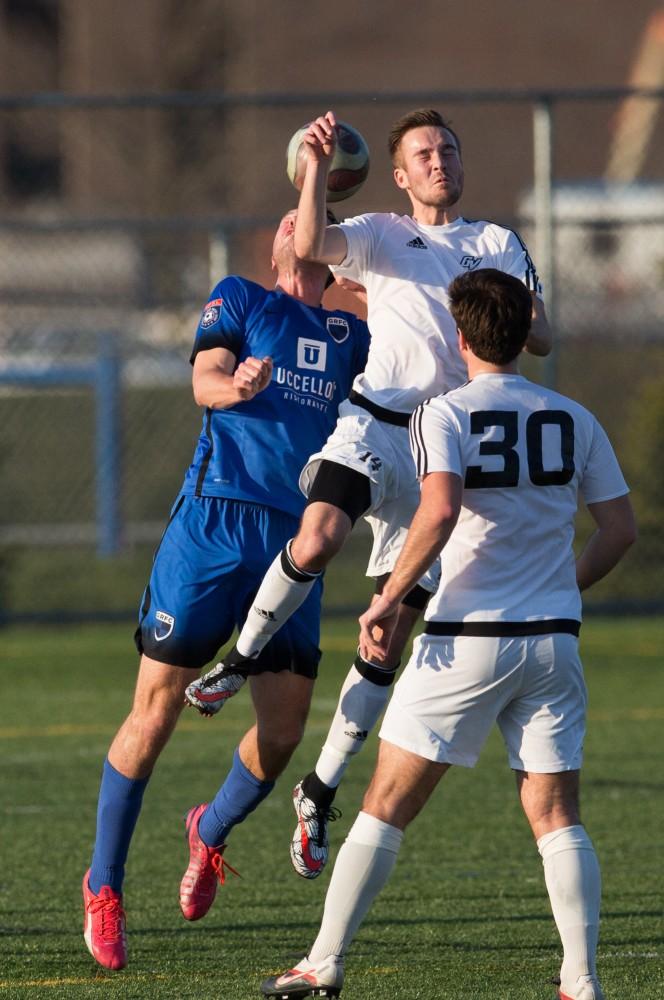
233;356;273;400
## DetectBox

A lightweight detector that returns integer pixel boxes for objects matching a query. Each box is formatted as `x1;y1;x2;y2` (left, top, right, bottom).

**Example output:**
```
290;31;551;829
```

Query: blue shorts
135;495;322;674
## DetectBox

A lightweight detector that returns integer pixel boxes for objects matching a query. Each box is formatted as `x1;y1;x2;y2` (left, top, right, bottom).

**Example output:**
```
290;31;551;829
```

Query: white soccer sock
538;824;601;989
314;661;396;787
308;811;403;962
235;542;320;659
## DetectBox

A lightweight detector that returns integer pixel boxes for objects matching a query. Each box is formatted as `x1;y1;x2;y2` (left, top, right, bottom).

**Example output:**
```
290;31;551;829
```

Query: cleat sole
263;991;340;999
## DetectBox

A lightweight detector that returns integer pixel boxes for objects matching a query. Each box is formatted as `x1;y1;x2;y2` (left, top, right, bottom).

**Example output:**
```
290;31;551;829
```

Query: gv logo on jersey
326;316;349;344
460;255;483;270
154;610;175;641
297;338;327;371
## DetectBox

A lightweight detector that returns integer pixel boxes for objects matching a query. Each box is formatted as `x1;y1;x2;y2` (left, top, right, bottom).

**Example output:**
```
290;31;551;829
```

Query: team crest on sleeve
326;316;350;344
201;297;223;328
460;255;483;270
154;610;175;641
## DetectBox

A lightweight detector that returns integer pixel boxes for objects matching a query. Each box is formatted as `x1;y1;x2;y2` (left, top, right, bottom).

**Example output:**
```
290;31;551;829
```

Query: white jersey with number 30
409;373;628;624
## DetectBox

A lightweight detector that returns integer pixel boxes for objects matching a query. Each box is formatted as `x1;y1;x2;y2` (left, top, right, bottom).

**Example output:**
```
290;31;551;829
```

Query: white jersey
409;373;628;625
331;213;542;413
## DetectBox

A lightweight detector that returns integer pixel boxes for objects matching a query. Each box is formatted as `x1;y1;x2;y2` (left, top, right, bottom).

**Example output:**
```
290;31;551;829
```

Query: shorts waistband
348;390;411;427
423;619;581;638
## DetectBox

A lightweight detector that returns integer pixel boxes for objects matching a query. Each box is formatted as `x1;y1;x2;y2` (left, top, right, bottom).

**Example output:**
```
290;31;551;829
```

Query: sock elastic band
347;810;403;853
281;540;322;582
354;652;399;687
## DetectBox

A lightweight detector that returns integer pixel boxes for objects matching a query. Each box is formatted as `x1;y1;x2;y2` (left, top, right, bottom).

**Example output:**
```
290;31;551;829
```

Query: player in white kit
185;108;552;878
261;269;636;1000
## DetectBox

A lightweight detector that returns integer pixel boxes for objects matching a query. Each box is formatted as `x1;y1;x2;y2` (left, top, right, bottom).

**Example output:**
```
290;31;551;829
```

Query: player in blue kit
81;209;370;972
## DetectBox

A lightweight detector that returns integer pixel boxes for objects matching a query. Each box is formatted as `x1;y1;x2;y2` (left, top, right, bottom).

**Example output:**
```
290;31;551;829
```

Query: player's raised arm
523;293;553;356
294;111;348;266
192;347;273;409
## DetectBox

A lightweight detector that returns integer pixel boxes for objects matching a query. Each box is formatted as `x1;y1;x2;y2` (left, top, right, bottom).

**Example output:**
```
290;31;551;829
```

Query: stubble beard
429;178;463;210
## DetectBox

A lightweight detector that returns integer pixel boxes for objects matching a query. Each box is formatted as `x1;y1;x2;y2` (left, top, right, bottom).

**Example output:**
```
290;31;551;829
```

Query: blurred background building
0;0;663;619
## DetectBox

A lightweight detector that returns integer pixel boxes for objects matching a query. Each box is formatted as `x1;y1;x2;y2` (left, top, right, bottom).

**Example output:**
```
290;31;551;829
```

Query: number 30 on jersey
465;410;575;489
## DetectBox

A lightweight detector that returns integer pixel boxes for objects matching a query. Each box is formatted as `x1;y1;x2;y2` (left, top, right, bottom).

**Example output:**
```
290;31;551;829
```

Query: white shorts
379;632;587;773
299;399;421;579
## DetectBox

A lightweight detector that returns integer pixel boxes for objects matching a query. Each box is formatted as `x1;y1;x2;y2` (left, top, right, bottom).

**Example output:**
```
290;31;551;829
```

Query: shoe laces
210;849;241;885
200;667;246;690
301;799;342;845
89;893;125;942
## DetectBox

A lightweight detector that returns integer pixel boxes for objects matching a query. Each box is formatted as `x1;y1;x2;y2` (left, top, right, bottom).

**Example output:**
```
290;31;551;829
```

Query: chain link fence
1;90;662;621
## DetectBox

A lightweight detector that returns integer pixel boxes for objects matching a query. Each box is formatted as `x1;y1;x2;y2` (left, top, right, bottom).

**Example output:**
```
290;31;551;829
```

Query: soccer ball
286;121;370;202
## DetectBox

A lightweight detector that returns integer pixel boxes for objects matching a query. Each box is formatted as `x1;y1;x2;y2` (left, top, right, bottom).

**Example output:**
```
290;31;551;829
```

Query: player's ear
393;166;408;190
457;328;468;352
270;255;277;272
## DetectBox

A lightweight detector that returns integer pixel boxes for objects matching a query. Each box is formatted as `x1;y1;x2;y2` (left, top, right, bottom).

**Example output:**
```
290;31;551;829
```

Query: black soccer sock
301;770;337;810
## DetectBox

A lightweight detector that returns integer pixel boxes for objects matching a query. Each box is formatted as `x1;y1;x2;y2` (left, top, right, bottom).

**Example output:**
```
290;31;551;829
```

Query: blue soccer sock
198;748;275;847
89;758;150;895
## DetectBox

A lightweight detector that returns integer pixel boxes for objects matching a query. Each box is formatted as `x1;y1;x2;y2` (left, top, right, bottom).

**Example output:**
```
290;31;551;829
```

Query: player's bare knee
136;702;179;745
291;525;347;573
131;681;185;740
290;502;351;572
290;535;334;572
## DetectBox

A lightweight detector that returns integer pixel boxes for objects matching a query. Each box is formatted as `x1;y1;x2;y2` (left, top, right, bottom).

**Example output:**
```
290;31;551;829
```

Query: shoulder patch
201;298;223;328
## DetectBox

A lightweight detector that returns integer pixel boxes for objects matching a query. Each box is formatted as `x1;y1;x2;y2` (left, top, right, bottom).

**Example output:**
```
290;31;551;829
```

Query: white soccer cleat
290;781;341;880
261;954;344;998
558;975;605;1000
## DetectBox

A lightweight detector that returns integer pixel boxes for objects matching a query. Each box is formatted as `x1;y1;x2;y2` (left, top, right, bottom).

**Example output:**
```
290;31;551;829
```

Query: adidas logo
344;728;369;741
253;606;276;621
407;236;428;249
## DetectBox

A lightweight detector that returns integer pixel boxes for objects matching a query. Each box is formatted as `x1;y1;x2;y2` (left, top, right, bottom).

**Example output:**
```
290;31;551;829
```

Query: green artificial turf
0;617;662;998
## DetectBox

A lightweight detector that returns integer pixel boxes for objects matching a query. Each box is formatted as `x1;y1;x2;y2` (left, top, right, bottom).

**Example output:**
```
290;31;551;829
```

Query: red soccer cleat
82;869;127;970
179;803;240;920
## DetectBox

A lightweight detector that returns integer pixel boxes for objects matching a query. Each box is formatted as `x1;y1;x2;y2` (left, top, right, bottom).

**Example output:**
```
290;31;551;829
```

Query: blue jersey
180;276;370;517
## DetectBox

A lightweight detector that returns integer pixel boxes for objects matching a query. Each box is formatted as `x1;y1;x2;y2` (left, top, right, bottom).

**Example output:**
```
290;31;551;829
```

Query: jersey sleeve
351;318;371;378
189;276;249;363
409;398;463;480
580;417;629;504
494;227;543;297
329;213;380;284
